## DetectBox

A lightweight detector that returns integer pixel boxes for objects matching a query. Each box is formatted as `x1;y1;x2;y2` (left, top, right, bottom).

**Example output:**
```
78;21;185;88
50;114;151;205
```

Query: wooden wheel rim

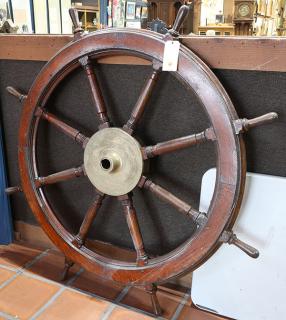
18;29;246;285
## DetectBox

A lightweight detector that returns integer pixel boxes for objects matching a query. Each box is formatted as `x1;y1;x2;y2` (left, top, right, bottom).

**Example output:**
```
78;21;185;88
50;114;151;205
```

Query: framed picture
48;0;61;34
126;1;135;19
141;6;148;19
8;0;33;32
33;0;48;33
215;14;223;24
135;5;141;19
112;0;126;27
61;0;73;34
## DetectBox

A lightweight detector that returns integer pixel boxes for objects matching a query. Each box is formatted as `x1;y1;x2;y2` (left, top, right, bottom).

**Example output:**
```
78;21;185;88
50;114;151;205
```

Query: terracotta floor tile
0;268;16;285
0;243;42;268
159;283;188;296
37;290;110;320
109;306;154;320
177;304;232;320
0;274;59;319
72;270;123;301
121;286;180;319
27;249;80;282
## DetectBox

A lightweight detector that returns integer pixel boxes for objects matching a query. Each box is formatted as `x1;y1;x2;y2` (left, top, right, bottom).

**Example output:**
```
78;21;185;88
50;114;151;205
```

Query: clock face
238;4;251;17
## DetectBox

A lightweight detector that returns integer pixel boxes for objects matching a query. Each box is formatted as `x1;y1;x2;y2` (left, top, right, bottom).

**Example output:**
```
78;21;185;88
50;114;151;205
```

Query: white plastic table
192;168;286;320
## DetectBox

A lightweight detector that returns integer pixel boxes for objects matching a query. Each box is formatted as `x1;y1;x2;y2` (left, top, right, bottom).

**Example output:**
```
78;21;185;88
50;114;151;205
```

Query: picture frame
135;5;141;19
3;0;32;32
141;6;148;19
112;0;126;28
126;1;135;19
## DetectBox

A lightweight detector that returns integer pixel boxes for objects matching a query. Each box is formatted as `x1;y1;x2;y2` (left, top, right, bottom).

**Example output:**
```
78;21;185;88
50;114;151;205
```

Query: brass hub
84;128;143;196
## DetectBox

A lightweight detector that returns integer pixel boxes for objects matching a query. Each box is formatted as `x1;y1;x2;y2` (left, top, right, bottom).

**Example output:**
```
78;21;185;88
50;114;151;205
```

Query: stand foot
61;257;74;281
145;283;162;316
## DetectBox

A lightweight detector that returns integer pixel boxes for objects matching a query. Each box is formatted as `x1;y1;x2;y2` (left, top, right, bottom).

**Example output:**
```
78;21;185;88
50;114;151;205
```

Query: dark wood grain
18;29;246;286
79;56;110;128
1;34;286;72
35;166;84;188
123;61;161;134
73;193;104;248
36;107;88;147
119;194;148;266
142;128;215;159
138;176;207;225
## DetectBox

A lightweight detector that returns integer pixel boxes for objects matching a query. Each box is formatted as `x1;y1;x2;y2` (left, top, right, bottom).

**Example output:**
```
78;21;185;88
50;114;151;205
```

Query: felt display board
0;59;285;256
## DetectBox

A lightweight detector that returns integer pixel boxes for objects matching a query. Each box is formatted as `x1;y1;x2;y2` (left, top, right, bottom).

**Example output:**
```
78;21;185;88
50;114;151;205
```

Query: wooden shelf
73;5;99;12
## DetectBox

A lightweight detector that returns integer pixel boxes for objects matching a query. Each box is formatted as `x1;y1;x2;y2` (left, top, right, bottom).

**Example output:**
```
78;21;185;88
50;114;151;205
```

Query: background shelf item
73;4;100;31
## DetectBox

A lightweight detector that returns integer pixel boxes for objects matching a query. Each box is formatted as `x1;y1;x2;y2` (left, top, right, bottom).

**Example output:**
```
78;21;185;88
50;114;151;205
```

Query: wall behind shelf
0;35;285;254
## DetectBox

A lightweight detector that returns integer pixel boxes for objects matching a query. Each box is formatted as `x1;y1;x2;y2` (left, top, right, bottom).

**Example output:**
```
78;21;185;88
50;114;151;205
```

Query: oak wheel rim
18;29;246;285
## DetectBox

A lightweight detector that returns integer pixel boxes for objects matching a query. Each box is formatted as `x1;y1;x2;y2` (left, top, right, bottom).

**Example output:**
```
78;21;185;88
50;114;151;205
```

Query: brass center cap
84;128;143;196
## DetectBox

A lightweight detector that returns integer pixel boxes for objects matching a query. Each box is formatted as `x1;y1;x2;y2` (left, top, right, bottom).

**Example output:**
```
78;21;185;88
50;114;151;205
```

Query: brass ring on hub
84;128;143;196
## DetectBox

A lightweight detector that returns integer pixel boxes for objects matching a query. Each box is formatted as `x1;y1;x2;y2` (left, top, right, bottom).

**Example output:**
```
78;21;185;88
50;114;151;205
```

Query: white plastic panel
192;168;286;320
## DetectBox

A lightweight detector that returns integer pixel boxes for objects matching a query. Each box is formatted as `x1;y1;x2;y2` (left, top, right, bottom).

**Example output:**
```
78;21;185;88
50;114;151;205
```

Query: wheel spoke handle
234;112;278;133
6;86;27;103
220;231;259;259
168;5;190;37
138;176;207;225
69;8;84;37
35;107;88;147
5;186;22;195
142;127;215;159
35;165;84;188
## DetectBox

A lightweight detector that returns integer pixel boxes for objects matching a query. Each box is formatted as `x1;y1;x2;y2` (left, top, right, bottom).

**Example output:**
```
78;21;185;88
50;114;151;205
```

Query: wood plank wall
1;34;286;72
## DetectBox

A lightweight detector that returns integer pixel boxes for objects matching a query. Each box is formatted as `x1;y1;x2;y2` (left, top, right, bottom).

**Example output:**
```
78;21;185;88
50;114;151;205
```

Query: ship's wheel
6;6;277;316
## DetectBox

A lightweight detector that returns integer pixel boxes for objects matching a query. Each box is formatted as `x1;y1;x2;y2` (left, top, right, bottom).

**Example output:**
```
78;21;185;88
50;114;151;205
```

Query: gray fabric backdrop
0;60;285;255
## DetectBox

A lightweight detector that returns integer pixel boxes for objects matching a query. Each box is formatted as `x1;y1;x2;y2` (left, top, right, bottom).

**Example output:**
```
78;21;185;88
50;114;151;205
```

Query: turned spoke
123;61;162;134
35;107;88;147
79;56;110;128
142;127;215;159
119;194;148;265
73;193;104;248
35;165;84;188
138;176;207;225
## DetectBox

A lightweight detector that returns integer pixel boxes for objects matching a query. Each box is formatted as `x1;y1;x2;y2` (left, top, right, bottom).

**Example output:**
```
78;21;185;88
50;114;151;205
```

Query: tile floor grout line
100;286;130;320
117;301;157;319
0;310;18;320
23;249;50;271
29;267;84;320
22;270;66;286
66;268;84;286
99;302;117;320
67;285;114;302
21;266;118;306
0;249;50;290
29;286;66;320
0;264;19;273
114;286;130;303
0;272;21;290
1;248;189;319
170;287;192;320
1;250;184;320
